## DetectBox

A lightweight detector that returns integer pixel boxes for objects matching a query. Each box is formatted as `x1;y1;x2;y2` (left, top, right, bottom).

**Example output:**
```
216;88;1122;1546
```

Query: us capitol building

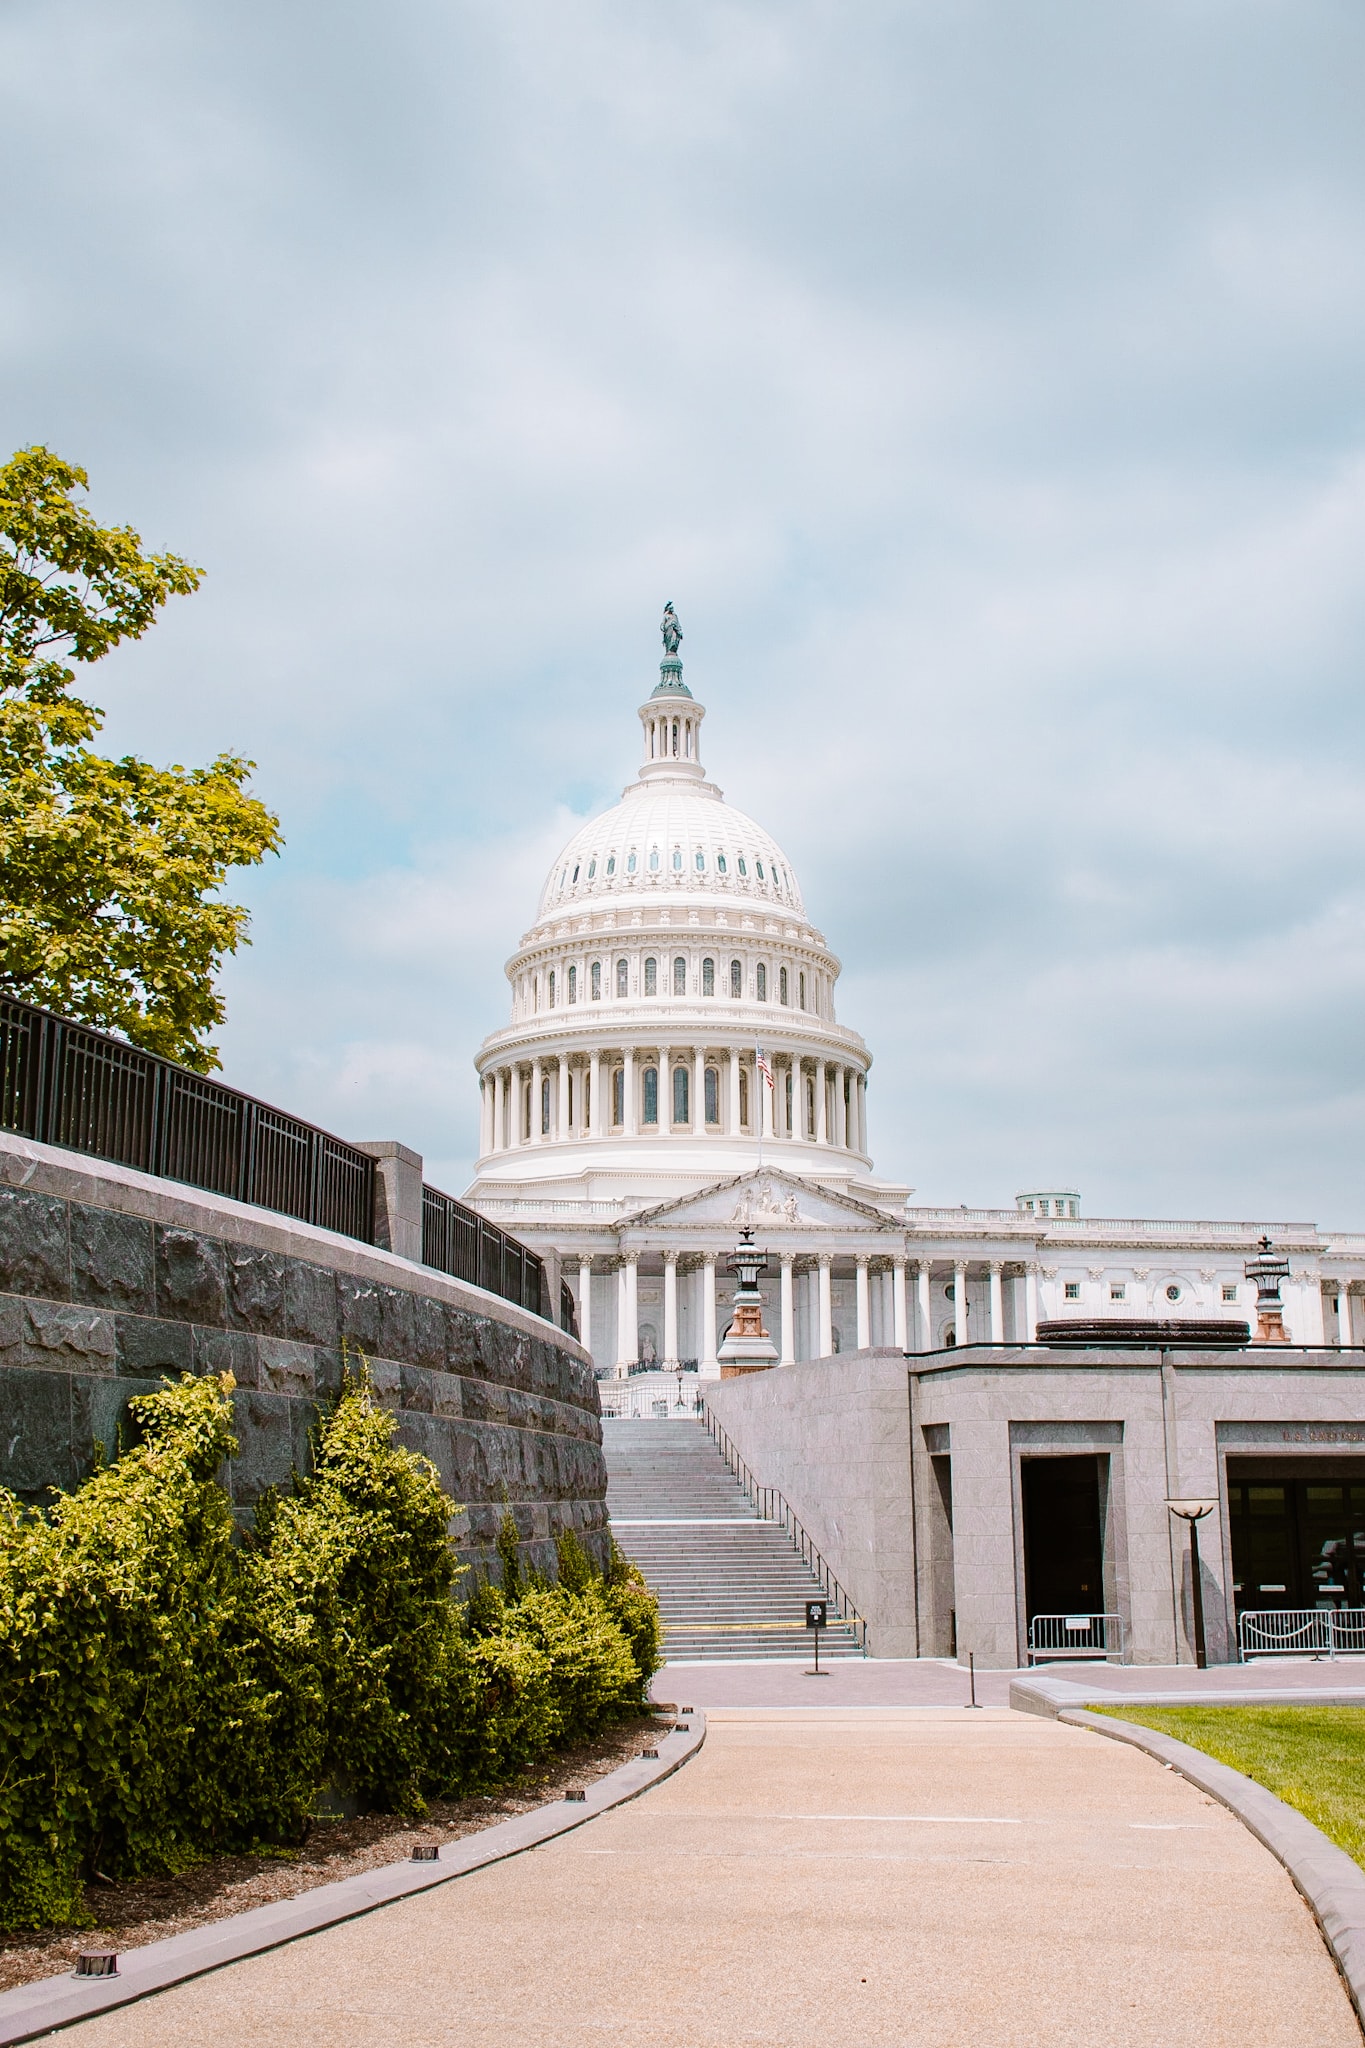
464;612;1364;1384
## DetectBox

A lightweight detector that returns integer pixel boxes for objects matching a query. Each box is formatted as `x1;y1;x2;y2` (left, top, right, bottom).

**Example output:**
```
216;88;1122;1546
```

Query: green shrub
0;1370;663;1932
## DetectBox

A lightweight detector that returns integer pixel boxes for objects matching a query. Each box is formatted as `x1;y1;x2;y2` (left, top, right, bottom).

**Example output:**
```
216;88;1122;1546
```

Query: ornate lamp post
1245;1236;1291;1344
717;1227;778;1376
1166;1499;1217;1668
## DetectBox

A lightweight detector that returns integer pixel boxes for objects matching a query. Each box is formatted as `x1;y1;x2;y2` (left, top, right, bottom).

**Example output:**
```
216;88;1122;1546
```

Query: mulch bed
0;1711;664;1993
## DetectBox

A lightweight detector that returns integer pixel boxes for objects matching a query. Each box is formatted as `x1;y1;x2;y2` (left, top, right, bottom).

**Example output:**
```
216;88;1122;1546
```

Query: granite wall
0;1132;606;1582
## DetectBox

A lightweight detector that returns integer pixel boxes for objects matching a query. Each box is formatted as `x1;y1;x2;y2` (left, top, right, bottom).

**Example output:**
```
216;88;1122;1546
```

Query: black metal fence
1;996;376;1241
0;995;568;1330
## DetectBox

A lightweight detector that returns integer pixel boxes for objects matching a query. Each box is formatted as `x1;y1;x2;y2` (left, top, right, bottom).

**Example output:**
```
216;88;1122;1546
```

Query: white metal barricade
1027;1613;1124;1664
1238;1607;1365;1660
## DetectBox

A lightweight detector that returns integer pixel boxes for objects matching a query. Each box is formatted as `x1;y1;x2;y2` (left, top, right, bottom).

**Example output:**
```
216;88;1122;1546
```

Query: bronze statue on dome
660;602;682;657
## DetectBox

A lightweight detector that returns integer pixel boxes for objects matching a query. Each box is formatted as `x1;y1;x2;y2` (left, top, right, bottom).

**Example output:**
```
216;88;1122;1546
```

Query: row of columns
479;1049;868;1154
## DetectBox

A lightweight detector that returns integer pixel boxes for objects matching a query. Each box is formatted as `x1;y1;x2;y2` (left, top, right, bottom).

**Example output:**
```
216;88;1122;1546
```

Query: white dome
535;783;805;925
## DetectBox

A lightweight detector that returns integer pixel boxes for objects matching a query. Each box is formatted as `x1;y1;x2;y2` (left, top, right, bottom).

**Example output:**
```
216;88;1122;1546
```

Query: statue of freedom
660;602;682;657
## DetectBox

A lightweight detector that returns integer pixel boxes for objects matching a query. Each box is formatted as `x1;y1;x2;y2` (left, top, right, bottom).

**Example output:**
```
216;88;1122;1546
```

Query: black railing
1;996;376;1242
703;1406;868;1652
421;1180;548;1319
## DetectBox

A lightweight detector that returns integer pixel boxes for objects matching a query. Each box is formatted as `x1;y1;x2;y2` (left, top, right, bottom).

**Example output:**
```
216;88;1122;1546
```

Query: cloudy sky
3;0;1364;1223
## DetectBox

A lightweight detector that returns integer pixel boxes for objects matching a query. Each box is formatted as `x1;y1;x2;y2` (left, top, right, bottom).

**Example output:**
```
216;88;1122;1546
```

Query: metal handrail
702;1406;868;1653
1238;1606;1365;1661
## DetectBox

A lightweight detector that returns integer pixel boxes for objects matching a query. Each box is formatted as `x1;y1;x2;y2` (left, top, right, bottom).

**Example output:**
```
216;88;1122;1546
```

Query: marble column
856;1073;868;1153
700;1255;719;1379
578;1257;593;1362
728;1048;741;1134
663;1251;679;1368
785;1060;798;1138
1024;1263;1040;1341
761;1052;776;1140
615;1261;632;1373
623;1047;637;1136
855;1255;870;1350
892;1257;908;1351
556;1059;569;1142
491;1068;504;1151
953;1260;968;1345
988;1260;1003;1343
693;1044;704;1130
530;1057;543;1144
779;1255;796;1366
623;1254;639;1368
817;1253;833;1358
588;1051;601;1138
916;1262;932;1351
815;1060;828;1144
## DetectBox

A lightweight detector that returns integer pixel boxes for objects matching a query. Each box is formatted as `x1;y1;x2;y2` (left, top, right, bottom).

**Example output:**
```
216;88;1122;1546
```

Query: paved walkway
60;1710;1357;2048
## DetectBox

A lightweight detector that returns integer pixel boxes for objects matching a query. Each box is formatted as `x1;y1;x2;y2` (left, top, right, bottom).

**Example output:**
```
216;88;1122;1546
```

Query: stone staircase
604;1417;864;1660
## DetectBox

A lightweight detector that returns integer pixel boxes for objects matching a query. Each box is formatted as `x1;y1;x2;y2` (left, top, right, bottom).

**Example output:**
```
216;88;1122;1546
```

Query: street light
1166;1498;1217;1669
1244;1236;1291;1344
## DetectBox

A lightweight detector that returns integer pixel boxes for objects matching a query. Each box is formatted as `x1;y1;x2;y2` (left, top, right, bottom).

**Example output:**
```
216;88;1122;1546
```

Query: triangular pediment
631;1169;897;1233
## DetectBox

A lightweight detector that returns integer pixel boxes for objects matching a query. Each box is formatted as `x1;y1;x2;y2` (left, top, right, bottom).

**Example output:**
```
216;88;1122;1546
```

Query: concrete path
59;1710;1358;2048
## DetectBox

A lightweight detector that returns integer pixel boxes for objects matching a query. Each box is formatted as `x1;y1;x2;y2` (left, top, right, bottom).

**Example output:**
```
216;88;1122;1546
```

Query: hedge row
0;1371;660;1931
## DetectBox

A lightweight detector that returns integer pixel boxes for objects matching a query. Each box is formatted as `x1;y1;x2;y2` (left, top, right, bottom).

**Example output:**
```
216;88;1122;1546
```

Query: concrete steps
605;1417;863;1661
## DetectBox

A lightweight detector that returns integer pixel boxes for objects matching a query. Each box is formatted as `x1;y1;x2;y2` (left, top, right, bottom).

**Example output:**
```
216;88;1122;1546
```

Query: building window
643;1066;658;1125
799;972;806;1010
612;1067;624;1126
717;852;728;874
616;957;628;998
756;860;765;880
671;719;679;755
695;849;705;872
591;960;602;1000
739;1066;749;1126
541;1077;551;1135
627;850;637;874
702;956;715;996
730;958;742;998
785;1068;793;1128
945;1283;955;1301
523;1083;531;1140
644;956;657;995
779;966;789;1005
673;955;686;995
567;965;577;1004
649;847;660;872
571;864;579;884
738;855;748;877
806;1076;815;1134
756;963;767;1001
672;847;683;872
672;1065;689;1123
1222;1283;1238;1302
1110;1283;1126;1301
1064;1281;1081;1300
705;1067;719;1124
607;854;616;876
1166;1283;1181;1303
548;971;556;1007
587;858;596;880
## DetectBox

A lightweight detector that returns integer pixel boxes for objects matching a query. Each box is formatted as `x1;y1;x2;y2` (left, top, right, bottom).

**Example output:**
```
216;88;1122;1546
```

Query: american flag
756;1045;773;1090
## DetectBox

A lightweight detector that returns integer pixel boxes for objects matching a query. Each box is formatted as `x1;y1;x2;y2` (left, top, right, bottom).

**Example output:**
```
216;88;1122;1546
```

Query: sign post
805;1598;829;1677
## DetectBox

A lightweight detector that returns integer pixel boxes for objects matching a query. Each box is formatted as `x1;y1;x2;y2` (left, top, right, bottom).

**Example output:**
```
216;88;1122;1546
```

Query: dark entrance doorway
1227;1461;1365;1613
1021;1455;1106;1620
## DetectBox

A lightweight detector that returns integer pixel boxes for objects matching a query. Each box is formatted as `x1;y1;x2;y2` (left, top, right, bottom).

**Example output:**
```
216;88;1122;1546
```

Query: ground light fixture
1165;1499;1218;1668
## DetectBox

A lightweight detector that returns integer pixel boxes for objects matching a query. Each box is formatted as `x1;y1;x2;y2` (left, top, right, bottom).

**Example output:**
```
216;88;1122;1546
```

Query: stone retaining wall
0;1132;606;1582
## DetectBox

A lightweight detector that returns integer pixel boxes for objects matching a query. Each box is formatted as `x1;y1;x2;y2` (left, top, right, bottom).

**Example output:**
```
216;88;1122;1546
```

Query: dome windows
755;860;765;881
607;854;616;877
799;971;807;1010
673;955;687;995
702;957;715;996
591;960;602;1000
642;1066;659;1125
672;846;682;872
779;966;789;1005
548;971;556;1008
704;1067;719;1124
587;858;596;880
756;963;767;1002
627;850;637;875
571;863;579;884
644;956;658;995
694;849;705;872
649;847;660;873
717;852;728;875
612;1067;624;1126
567;965;577;1004
616;958;628;998
738;855;748;878
729;958;742;998
672;1064;689;1123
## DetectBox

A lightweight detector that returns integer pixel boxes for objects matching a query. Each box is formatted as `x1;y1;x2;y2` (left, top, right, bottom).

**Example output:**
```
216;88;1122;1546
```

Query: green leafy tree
0;445;281;1071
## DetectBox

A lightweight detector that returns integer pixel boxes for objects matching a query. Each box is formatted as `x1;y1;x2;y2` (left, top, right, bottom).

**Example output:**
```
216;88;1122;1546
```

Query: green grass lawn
1089;1705;1365;1867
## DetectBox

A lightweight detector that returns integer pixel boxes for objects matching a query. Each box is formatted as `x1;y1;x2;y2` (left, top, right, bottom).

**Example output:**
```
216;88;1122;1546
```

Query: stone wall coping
0;1712;705;2044
1011;1674;1365;2030
0;1130;585;1360
910;1343;1365;1375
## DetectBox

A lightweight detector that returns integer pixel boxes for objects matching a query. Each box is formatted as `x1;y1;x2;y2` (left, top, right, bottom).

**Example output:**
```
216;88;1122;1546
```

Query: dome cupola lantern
639;603;705;786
